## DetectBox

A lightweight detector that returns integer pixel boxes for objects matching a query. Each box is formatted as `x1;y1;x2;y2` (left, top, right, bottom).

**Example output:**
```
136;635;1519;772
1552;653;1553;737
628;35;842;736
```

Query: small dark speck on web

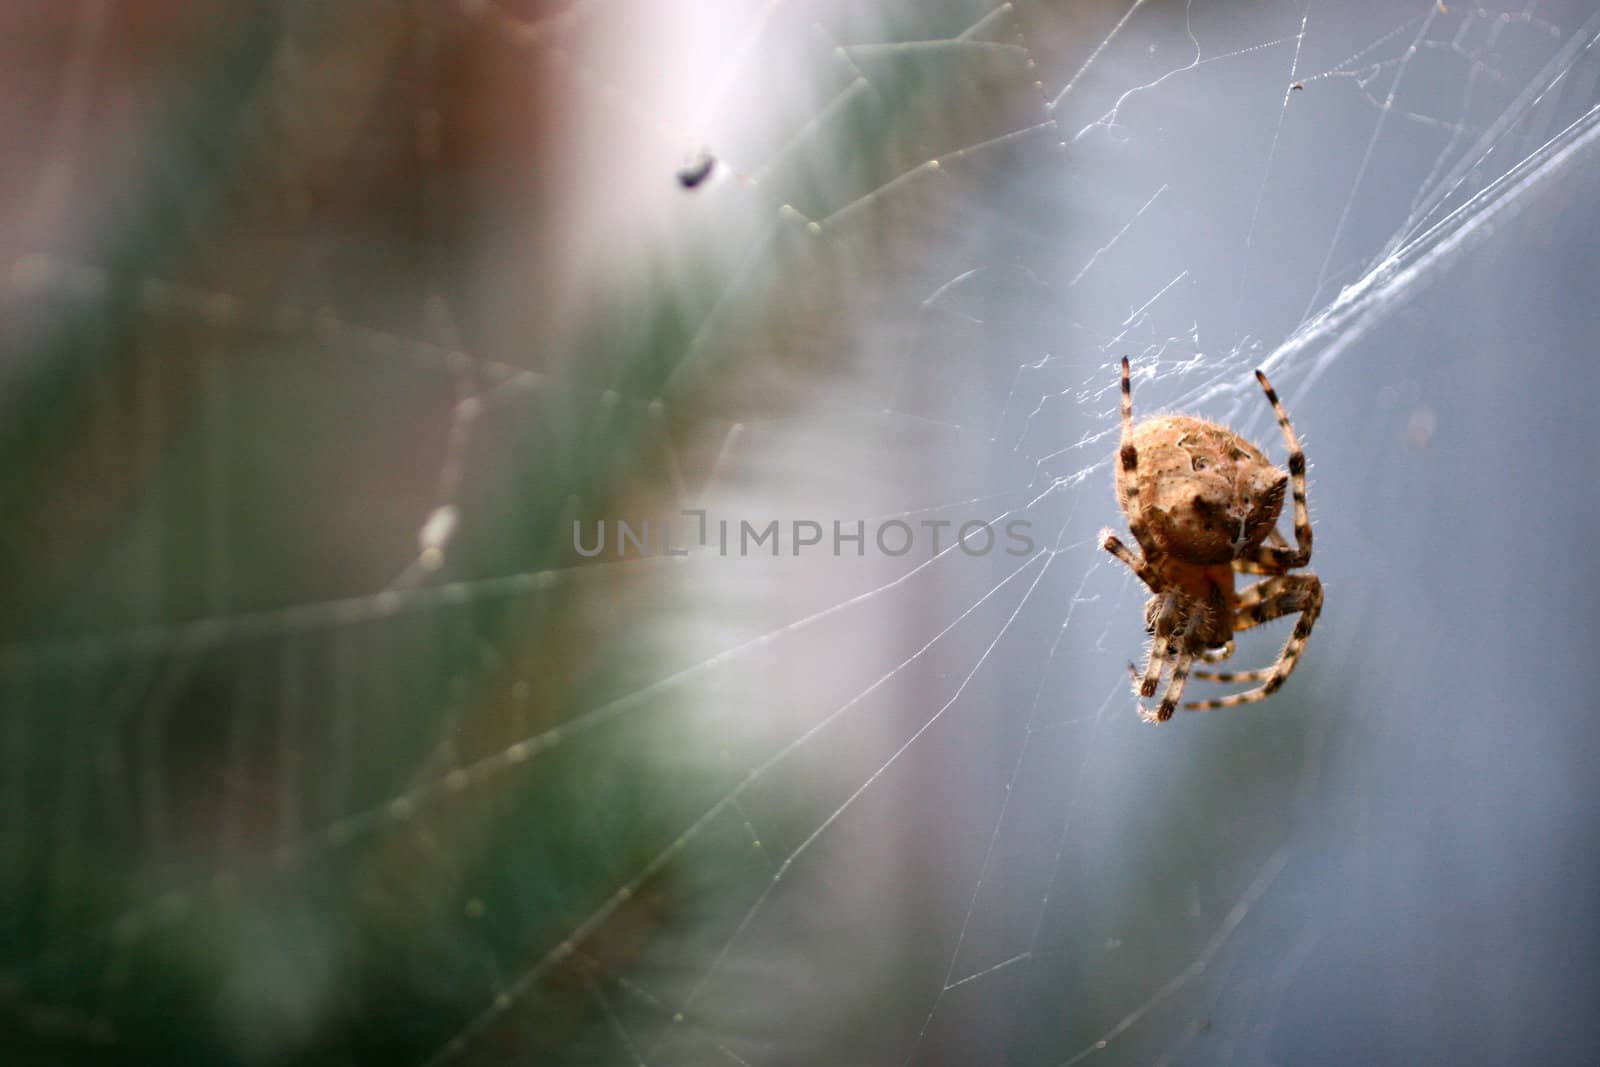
677;152;716;190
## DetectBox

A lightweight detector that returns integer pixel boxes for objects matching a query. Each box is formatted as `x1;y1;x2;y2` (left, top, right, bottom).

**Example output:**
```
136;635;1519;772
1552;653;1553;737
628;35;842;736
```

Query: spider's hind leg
1187;574;1322;710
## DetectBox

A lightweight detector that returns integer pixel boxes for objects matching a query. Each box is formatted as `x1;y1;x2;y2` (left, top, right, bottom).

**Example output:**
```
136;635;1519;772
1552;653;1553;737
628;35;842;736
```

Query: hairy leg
1186;574;1322;710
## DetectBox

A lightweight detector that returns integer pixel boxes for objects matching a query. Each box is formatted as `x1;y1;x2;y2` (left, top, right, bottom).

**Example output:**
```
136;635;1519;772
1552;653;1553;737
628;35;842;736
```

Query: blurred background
2;1;1599;1064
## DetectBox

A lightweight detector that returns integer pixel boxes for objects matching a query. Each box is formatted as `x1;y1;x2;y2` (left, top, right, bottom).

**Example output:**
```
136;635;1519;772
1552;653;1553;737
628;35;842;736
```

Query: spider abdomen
1116;415;1287;565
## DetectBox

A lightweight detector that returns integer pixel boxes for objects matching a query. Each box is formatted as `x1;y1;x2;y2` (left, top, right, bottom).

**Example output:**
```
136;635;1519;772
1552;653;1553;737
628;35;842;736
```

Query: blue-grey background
1;2;1597;1065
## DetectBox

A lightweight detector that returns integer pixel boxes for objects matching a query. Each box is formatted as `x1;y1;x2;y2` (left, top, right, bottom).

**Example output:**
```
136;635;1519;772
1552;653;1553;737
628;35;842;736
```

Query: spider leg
1231;531;1292;575
1186;574;1322;710
1116;356;1164;565
1193;578;1280;668
1135;637;1173;699
1194;617;1265;678
1232;575;1289;614
1128;592;1181;698
1141;615;1202;722
1099;529;1160;591
1192;635;1247;680
1231;574;1316;633
1126;658;1159;701
1245;369;1312;572
1145;650;1195;722
1191;665;1273;684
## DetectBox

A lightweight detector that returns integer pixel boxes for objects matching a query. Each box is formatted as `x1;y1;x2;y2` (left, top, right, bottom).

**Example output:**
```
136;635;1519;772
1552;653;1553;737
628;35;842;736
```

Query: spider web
4;1;1600;1064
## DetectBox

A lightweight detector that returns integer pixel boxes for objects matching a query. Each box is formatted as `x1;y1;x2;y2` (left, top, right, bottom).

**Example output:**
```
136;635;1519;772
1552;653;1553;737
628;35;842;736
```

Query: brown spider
1099;357;1322;723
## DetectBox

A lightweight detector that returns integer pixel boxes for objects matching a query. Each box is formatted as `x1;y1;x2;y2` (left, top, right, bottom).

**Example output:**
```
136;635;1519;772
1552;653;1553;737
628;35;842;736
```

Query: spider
1100;357;1322;723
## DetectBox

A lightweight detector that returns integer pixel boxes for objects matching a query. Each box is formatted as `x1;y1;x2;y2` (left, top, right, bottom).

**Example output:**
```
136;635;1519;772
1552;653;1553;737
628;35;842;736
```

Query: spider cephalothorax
1100;357;1322;723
